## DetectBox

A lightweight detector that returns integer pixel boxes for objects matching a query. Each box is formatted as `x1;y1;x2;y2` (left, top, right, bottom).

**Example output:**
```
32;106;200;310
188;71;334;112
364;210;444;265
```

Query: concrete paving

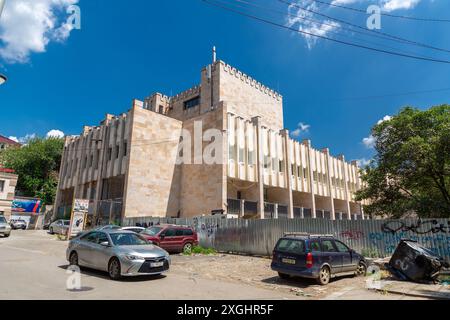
0;230;301;300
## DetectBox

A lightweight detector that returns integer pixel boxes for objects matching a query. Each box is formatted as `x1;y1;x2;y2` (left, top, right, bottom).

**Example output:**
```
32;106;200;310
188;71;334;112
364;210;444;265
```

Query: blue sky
0;0;449;165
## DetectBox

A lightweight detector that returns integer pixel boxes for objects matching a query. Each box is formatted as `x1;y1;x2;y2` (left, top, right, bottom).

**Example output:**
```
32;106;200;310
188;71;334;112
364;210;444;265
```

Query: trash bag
388;239;447;282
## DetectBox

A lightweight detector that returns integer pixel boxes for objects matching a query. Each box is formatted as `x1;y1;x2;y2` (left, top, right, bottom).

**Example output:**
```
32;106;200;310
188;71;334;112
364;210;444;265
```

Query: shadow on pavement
58;264;167;282
261;274;356;288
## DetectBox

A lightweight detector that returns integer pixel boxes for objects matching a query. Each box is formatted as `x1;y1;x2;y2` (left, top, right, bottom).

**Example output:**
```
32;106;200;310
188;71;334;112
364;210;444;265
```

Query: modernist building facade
0;135;20;219
54;56;365;224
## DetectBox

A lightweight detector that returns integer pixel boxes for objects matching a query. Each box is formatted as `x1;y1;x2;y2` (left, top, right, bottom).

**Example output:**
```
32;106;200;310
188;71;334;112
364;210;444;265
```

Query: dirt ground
171;253;370;299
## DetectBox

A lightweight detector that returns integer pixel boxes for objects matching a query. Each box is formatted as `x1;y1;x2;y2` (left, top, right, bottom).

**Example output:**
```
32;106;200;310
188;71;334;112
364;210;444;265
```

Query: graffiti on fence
201;223;219;238
381;220;450;235
340;230;365;240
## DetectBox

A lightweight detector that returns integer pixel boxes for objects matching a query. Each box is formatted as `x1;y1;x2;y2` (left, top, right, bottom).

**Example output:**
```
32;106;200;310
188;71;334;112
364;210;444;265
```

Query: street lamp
0;74;6;86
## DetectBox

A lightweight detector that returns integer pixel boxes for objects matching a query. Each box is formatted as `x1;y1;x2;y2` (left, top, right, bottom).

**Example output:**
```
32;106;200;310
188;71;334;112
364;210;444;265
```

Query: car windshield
142;227;163;236
276;239;305;255
0;216;6;223
109;233;148;246
63;221;70;226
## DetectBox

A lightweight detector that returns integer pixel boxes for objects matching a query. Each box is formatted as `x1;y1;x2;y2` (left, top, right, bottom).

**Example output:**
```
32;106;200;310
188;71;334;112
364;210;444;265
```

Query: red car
141;225;198;253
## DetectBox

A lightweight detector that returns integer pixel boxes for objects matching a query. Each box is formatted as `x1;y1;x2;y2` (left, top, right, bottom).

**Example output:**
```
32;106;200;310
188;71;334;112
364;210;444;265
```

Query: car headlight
125;255;142;261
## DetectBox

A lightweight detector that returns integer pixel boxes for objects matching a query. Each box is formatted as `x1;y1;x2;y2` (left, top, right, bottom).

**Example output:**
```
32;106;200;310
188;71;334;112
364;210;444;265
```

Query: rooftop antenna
212;46;217;64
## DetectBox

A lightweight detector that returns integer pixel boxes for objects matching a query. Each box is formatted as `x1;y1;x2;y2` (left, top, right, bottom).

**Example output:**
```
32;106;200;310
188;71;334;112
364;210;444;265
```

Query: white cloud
362;135;376;148
286;0;341;49
355;158;371;167
382;0;421;12
377;115;392;125
8;136;19;143
291;122;311;138
11;133;37;144
286;0;425;48
0;0;79;64
46;129;64;138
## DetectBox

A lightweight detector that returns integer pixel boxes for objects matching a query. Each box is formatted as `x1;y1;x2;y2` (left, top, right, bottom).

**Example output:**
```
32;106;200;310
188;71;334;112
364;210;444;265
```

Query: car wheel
317;266;331;285
182;242;193;254
49;227;54;234
22;226;26;230
108;258;122;280
278;272;290;280
355;261;367;277
5;233;10;238
69;252;79;266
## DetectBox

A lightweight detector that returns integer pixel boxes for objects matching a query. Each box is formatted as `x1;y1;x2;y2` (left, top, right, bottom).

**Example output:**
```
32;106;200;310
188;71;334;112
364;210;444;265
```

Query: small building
0;135;21;150
54;51;366;224
0;168;18;219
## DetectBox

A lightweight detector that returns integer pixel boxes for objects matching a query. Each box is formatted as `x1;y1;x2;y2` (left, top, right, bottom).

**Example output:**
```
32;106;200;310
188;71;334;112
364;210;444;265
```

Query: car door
174;229;186;251
320;239;343;274
334;240;354;272
160;228;177;251
89;232;112;271
77;232;98;266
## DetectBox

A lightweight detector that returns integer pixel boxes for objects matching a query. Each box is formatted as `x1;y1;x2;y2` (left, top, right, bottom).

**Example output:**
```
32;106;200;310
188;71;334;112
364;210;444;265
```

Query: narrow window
123;142;127;157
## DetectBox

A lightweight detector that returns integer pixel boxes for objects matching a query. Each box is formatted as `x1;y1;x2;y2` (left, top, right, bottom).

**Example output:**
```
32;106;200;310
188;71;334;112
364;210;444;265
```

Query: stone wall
179;104;227;217
217;61;283;130
123;104;183;218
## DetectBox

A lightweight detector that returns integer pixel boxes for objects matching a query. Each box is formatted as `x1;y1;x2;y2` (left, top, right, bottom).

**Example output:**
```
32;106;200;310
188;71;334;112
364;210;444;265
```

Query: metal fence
123;216;450;262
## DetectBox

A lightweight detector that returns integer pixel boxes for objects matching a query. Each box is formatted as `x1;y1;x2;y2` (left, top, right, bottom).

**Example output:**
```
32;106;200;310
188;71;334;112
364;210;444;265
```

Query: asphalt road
0;230;302;300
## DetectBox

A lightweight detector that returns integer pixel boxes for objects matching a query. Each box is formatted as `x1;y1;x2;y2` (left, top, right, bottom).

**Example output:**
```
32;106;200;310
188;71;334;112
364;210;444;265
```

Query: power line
202;0;450;64
278;0;450;54
227;0;442;60
307;0;450;23
316;87;450;102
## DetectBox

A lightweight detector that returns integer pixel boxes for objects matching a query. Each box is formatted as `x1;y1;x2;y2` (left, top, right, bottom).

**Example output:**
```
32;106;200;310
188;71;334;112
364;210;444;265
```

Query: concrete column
252;116;265;219
322;148;336;220
53;137;70;220
303;140;316;218
352;160;364;220
274;203;279;219
281;130;294;219
338;155;352;220
240;199;245;218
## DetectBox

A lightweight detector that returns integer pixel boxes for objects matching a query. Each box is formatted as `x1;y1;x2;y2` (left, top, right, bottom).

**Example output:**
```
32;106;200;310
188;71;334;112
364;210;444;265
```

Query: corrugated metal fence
123;217;450;262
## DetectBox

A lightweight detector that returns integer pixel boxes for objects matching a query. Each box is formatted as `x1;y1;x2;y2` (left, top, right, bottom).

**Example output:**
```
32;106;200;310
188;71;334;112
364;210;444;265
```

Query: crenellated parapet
170;84;201;103
218;60;282;101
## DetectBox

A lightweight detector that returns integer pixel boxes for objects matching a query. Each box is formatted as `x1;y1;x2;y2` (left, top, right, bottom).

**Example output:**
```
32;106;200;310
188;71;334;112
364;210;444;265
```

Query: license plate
282;258;296;265
150;261;164;268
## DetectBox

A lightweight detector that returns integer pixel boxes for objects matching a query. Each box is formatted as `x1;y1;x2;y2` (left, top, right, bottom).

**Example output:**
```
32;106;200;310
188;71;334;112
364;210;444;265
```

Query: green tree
356;105;450;218
0;137;64;205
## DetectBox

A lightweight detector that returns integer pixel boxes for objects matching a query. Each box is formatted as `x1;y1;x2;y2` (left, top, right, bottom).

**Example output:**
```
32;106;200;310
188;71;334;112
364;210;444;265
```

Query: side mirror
100;241;110;247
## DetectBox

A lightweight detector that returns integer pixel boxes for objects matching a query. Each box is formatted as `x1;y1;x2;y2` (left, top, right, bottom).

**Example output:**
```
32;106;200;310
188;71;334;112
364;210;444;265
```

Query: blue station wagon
271;233;367;285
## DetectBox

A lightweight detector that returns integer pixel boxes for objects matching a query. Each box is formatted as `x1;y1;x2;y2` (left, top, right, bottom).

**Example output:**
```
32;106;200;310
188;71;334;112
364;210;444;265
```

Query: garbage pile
386;239;450;283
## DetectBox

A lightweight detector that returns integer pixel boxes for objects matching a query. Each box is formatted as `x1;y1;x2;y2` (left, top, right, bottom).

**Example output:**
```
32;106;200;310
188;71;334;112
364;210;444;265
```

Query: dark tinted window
81;232;97;243
175;229;184;236
309;240;321;252
96;232;109;244
184;96;200;110
335;241;350;253
321;240;337;252
142;227;162;236
183;229;194;236
164;228;176;237
0;216;6;223
275;239;305;254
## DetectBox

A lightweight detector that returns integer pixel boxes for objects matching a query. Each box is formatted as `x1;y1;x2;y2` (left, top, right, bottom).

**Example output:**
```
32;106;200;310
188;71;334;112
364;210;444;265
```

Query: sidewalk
371;280;450;300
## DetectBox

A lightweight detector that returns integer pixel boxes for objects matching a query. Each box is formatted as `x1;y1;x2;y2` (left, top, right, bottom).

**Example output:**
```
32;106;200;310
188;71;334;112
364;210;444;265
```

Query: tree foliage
0;137;64;205
356;105;450;218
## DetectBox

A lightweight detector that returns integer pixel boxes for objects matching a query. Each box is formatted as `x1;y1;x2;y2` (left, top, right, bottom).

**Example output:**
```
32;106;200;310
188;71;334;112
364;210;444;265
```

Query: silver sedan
66;230;170;280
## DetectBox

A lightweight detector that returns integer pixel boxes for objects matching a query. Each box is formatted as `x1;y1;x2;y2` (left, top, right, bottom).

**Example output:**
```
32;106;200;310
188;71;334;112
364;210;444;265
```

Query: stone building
54;52;366;224
0;168;18;219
